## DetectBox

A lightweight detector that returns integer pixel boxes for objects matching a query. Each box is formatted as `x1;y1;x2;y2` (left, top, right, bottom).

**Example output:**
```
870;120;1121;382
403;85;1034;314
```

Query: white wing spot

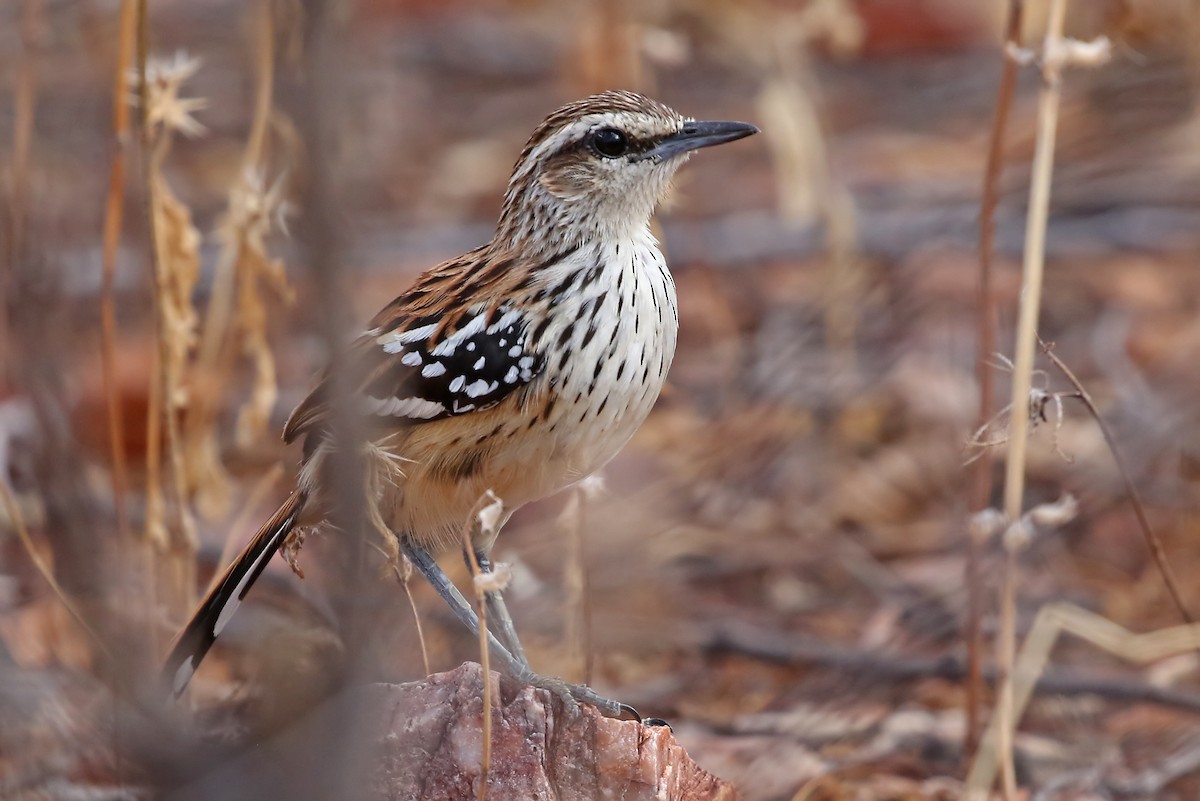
473;357;485;370
173;657;196;696
507;346;521;358
421;362;447;378
504;366;519;384
401;351;422;367
487;309;522;335
449;376;465;393
465;379;492;398
432;312;487;357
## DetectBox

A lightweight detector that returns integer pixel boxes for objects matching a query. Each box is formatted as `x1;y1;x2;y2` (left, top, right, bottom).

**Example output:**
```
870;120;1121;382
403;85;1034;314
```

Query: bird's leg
467;548;530;670
399;537;638;721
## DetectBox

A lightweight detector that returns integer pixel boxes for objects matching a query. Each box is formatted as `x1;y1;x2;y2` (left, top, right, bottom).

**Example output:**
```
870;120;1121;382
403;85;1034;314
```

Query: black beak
635;120;759;163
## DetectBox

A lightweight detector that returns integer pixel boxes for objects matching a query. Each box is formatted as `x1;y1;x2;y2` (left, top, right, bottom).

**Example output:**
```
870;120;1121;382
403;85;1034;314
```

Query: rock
364;662;741;801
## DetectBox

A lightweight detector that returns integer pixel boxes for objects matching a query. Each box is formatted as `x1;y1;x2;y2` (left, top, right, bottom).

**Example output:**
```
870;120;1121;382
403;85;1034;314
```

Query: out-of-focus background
3;0;1200;798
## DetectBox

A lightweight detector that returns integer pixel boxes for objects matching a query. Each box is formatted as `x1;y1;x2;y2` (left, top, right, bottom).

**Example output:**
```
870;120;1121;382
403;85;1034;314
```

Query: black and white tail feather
163;490;307;696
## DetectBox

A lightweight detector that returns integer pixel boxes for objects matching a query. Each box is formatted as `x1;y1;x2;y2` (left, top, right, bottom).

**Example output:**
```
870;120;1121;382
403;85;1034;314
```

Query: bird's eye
590;127;629;158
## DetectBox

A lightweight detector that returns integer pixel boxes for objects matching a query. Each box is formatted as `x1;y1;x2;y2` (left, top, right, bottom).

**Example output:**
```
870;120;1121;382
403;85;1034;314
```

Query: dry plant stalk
99;0;139;556
0;478;111;662
967;0;1025;756
559;477;603;684
462;490;506;801
186;1;294;521
1039;339;1194;626
967;600;1200;797
989;1;1111;796
135;44;208;620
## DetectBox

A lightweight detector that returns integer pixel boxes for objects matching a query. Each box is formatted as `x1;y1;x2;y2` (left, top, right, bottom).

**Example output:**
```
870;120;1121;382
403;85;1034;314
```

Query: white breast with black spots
533;227;678;479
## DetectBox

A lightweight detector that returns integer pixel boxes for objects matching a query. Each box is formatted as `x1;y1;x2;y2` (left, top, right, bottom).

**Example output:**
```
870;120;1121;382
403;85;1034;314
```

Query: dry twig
992;1;1111;795
967;0;1025;754
1039;338;1194;626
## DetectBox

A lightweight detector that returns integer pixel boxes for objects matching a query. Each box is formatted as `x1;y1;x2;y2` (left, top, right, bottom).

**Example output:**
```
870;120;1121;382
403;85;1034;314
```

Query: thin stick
562;485;594;684
187;0;277;482
401;568;432;678
997;0;1069;795
211;464;284;590
137;3;197;620
133;1;172;648
0;482;112;661
462;526;491;801
967;0;1024;757
1039;339;1195;625
99;0;138;555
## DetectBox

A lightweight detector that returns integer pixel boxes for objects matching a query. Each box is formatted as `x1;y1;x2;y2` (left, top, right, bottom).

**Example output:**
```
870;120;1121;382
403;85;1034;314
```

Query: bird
163;90;757;718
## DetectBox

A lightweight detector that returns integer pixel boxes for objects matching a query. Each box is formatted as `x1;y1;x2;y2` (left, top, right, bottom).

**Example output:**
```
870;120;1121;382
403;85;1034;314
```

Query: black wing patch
363;305;544;420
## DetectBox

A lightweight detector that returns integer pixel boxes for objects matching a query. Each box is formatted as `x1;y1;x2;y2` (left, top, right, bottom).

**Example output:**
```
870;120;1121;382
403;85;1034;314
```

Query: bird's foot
514;669;667;728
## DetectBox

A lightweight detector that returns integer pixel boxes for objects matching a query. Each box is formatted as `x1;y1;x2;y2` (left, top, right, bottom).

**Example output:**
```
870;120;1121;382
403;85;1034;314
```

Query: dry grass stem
968;0;1025;754
1039;338;1195;626
212;463;284;589
391;553;431;678
992;1;1112;794
560;479;598;684
99;0;138;558
462;489;504;801
0;479;111;661
186;2;293;520
967;600;1200;798
135;36;208;623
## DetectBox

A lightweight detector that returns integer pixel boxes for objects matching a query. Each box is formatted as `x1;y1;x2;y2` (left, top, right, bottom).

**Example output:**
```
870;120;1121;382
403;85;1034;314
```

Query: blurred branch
100;0;138;571
966;0;1024;759
0;475;112;661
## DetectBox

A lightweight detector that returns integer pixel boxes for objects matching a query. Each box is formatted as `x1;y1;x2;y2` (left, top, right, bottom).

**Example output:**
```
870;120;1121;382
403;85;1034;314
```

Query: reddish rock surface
364;663;741;801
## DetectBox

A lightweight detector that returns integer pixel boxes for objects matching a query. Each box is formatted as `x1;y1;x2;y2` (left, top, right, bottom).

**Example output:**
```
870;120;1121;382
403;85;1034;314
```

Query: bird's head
498;91;757;250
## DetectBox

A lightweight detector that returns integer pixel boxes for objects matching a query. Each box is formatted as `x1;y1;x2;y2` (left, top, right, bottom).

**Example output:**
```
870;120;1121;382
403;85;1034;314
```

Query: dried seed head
130;51;208;138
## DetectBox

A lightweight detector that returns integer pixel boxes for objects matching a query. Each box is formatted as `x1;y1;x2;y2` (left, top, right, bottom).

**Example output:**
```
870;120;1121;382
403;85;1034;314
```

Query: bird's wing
283;250;548;445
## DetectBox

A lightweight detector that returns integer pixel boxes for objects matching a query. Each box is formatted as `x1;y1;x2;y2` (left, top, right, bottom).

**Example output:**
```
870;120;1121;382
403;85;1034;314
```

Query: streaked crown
497;91;757;250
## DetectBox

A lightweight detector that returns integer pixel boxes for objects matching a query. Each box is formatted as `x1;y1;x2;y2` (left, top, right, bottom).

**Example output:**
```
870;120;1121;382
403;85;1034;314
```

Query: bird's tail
163;489;308;697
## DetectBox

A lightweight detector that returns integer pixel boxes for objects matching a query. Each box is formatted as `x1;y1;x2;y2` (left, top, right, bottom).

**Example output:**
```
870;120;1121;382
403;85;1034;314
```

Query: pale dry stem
967;601;1200;798
559;482;594;684
1039;338;1195;626
0;479;112;662
990;2;1112;795
135;39;207;623
100;0;138;563
461;490;504;801
971;1;1024;742
187;4;292;520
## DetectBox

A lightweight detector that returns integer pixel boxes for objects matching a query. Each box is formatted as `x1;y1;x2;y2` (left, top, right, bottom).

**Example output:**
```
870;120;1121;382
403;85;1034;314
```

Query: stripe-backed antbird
164;91;757;719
